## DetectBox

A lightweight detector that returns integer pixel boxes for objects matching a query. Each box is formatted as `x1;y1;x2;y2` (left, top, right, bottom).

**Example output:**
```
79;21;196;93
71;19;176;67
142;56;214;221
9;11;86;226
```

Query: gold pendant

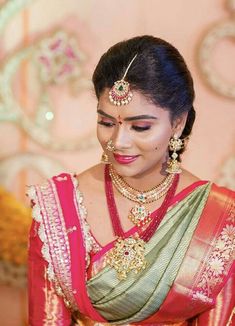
106;236;147;280
128;204;151;226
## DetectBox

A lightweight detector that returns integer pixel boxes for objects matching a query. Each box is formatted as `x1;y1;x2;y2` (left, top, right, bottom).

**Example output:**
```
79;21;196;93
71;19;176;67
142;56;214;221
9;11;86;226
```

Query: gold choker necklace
109;165;174;226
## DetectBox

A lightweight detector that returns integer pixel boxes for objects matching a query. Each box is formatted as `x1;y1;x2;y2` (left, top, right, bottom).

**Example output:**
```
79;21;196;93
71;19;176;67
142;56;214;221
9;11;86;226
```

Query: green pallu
87;183;211;324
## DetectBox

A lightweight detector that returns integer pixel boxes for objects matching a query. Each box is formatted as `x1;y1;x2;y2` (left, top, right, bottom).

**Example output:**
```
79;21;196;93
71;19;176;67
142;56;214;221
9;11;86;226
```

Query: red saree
27;173;235;326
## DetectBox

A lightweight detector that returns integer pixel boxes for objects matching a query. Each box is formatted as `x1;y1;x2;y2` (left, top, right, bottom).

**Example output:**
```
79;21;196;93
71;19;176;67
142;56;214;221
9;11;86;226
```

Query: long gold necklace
105;165;179;280
109;165;174;226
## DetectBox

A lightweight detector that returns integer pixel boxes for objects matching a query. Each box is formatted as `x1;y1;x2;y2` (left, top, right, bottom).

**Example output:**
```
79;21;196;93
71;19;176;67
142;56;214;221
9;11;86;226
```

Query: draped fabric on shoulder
27;173;235;326
140;184;235;325
27;173;106;324
86;183;211;324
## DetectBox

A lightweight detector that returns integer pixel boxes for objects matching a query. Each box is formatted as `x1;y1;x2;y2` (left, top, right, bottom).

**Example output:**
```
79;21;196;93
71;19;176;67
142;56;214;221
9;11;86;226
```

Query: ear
172;112;188;137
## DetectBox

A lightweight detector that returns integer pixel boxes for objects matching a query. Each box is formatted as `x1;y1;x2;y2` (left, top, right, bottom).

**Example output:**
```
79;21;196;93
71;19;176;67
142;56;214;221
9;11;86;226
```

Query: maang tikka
109;54;137;106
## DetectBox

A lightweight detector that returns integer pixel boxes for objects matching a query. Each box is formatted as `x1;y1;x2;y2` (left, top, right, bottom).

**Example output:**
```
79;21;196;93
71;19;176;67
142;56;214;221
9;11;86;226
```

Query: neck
120;163;168;191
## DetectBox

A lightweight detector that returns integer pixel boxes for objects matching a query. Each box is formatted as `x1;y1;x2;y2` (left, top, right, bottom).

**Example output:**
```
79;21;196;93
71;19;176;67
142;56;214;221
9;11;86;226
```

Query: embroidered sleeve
27;180;79;312
28;219;72;325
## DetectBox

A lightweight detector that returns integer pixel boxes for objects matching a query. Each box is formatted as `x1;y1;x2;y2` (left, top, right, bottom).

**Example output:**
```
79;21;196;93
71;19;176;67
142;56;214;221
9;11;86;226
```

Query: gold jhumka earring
166;135;183;174
109;54;137;106
101;152;110;164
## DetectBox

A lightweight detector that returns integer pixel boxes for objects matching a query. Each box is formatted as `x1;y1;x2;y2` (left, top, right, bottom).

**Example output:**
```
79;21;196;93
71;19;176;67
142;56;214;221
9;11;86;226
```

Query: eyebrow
97;109;157;121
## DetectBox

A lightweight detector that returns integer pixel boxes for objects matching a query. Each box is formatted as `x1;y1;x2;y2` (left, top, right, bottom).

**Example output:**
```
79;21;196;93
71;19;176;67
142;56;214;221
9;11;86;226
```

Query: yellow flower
0;186;31;266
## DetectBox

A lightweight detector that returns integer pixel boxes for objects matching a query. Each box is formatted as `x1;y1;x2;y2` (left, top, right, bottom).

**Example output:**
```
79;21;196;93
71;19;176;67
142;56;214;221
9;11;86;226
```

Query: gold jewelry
101;152;109;164
109;165;174;226
106;139;115;152
106;235;146;280
109;54;137;106
166;135;183;174
105;165;179;280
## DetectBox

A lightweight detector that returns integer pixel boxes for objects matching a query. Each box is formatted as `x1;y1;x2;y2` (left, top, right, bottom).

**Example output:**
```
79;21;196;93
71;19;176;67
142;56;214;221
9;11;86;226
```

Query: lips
113;153;139;164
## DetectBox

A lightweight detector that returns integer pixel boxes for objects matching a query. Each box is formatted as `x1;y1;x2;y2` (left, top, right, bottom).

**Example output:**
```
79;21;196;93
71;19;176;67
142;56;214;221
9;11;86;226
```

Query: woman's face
97;89;184;178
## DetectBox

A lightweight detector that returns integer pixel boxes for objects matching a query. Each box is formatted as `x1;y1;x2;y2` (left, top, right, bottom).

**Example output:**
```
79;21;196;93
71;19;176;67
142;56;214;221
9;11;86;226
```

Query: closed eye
131;125;151;132
98;121;115;127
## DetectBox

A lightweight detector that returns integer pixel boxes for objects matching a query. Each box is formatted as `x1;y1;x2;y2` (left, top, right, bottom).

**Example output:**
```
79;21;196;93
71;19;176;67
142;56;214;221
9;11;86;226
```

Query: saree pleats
86;183;211;324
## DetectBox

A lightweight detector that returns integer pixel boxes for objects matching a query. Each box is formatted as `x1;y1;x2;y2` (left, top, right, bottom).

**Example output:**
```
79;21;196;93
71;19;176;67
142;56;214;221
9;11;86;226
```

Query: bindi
117;115;123;125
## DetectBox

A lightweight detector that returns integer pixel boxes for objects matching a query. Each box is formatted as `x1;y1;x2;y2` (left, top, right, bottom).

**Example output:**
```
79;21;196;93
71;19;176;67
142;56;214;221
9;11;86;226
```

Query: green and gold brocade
86;183;211;324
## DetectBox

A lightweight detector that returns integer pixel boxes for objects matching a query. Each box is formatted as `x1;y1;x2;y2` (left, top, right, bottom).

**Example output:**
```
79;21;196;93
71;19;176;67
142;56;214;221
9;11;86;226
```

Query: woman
27;35;235;325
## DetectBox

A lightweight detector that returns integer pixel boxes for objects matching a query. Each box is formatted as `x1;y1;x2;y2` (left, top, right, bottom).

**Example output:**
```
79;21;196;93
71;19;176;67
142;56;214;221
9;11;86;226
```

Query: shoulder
177;169;235;202
176;168;201;194
26;166;104;208
210;182;235;197
209;182;235;209
198;182;235;230
27;171;73;190
78;164;104;182
26;171;76;210
76;164;105;194
182;170;235;209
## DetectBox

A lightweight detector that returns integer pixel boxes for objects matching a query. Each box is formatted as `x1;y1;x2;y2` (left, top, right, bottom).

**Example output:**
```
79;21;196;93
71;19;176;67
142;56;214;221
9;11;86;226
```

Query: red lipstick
113;153;139;164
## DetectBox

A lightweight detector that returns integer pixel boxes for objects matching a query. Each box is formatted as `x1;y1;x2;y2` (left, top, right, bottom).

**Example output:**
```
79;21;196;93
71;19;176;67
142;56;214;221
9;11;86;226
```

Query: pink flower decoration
37;31;84;84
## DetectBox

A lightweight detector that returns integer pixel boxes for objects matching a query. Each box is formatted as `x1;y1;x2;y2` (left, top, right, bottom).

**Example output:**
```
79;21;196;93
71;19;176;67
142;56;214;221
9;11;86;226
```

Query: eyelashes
97;121;114;127
98;121;151;132
132;125;151;132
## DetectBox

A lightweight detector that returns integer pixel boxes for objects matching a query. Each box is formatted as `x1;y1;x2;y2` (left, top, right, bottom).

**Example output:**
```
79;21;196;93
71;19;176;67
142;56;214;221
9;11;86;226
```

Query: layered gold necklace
109;165;174;227
105;165;179;280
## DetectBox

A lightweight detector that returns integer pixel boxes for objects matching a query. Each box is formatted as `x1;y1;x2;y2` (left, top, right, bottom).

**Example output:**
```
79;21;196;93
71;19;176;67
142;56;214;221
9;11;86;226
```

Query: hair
92;35;196;156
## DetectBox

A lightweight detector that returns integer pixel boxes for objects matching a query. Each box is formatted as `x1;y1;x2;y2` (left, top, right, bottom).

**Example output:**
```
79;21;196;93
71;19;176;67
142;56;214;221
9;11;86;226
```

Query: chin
110;162;145;178
110;162;134;176
111;159;164;179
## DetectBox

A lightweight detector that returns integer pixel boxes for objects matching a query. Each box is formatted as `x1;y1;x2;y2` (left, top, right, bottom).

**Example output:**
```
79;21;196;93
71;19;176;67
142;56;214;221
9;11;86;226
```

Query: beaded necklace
104;164;179;280
109;164;174;226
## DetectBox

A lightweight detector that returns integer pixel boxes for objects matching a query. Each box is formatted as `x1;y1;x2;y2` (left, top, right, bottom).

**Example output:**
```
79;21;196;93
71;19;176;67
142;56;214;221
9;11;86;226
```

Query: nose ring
106;139;116;152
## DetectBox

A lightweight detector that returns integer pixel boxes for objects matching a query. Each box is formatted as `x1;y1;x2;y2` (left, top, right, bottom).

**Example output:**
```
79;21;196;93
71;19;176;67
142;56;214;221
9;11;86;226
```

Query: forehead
98;89;170;119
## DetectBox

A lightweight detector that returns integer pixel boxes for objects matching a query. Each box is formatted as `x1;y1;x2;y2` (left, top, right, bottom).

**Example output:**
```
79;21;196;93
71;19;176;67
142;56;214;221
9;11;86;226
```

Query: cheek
96;126;112;148
136;127;172;152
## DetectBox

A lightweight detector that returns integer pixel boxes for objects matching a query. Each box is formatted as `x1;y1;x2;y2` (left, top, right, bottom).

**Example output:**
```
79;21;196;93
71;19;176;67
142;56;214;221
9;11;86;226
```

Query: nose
113;125;132;150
